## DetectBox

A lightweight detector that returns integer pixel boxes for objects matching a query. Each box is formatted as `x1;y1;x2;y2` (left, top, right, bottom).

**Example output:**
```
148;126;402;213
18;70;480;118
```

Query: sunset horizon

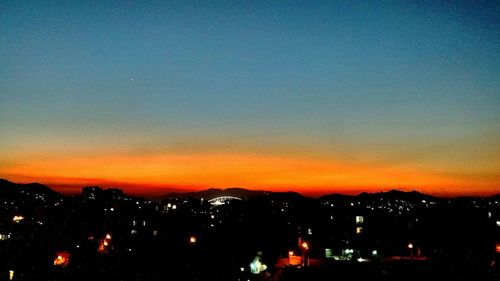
1;2;499;280
1;175;497;198
1;1;499;199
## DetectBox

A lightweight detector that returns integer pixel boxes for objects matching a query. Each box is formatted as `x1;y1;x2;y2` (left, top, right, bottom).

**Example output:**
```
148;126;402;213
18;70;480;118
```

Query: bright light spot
240;267;245;272
250;258;267;274
307;228;312;235
189;236;197;244
357;258;369;262
355;216;364;224
496;243;500;253
103;241;109;246
408;243;414;249
12;215;24;223
110;208;114;211
372;250;378;256
211;199;224;206
344;249;354;254
53;251;70;267
496;221;500;227
76;245;80;248
105;234;112;240
210;214;215;219
288;251;294;256
301;242;309;250
9;270;14;281
172;205;177;210
356;227;363;234
167;203;172;208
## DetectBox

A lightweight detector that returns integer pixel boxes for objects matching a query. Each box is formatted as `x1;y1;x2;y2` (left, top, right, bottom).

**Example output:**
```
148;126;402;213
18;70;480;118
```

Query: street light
301;242;309;267
189;236;197;244
407;243;414;258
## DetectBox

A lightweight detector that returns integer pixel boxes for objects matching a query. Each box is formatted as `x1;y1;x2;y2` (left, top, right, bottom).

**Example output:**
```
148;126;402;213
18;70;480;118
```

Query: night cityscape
1;1;500;280
1;179;499;280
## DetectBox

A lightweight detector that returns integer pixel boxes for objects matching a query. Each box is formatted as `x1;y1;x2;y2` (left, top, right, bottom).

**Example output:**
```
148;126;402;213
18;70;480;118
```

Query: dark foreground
1;179;499;280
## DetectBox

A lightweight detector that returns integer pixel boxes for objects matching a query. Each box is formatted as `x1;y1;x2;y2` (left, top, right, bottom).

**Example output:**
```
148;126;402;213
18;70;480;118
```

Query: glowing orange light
288;251;294;256
53;251;70;267
98;242;106;253
301;242;309;250
408;243;414;249
496;243;500;253
189;236;197;244
98;233;112;254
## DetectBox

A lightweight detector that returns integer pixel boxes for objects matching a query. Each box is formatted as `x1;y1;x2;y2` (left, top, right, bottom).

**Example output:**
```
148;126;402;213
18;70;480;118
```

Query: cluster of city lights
12;215;24;223
98;233;112;254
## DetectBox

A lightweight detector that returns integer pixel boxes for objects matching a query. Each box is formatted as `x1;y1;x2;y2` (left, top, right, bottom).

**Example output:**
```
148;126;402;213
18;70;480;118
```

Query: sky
1;0;499;197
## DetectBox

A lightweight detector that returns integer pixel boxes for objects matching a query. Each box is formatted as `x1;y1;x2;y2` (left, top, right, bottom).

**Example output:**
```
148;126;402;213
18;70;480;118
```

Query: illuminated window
324;248;333;258
355;216;364;224
356;226;363;234
0;234;10;240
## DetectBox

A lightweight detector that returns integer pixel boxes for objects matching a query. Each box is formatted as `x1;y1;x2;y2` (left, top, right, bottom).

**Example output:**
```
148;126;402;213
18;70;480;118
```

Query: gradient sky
1;0;499;197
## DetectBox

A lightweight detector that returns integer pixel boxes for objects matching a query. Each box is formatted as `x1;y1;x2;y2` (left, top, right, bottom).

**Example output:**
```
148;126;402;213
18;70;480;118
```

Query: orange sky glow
1;151;498;197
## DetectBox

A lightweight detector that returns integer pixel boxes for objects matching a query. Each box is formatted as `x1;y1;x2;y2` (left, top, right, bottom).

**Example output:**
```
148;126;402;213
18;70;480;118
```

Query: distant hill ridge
1;178;498;201
0;178;61;198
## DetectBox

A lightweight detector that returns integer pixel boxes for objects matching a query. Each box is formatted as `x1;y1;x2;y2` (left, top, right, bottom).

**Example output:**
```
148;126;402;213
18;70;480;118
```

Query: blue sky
1;1;499;195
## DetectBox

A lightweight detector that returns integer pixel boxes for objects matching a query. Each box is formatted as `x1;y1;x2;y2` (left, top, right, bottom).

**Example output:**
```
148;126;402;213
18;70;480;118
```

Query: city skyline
1;1;499;197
